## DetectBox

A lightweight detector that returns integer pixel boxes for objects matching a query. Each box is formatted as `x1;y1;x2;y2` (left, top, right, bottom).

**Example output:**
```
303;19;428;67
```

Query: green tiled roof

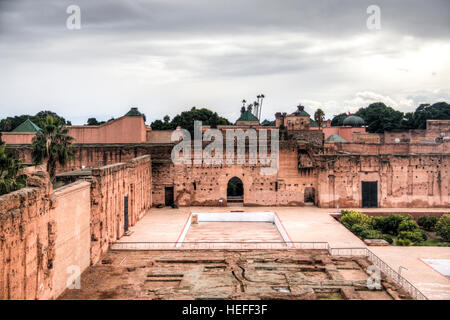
12;119;41;133
125;107;144;116
325;134;347;143
236;110;259;122
310;119;319;127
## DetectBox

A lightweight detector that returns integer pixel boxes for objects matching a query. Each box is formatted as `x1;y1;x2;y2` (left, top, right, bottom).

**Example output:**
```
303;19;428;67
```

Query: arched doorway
227;177;244;204
304;187;315;204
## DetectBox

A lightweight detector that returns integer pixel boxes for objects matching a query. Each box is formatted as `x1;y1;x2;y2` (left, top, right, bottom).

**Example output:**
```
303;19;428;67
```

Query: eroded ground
59;249;412;300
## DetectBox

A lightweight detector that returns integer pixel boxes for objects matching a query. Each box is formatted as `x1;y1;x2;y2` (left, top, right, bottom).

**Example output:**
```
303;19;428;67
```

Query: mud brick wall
155;145;318;207
51;181;91;299
89;155;152;264
5;143;171;173
288;130;324;146
0;171;54;300
316;154;450;208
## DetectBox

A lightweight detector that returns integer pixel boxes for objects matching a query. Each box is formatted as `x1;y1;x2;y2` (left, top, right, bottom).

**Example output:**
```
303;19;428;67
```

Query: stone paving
370;246;450;300
118;206;365;248
59;250;411;300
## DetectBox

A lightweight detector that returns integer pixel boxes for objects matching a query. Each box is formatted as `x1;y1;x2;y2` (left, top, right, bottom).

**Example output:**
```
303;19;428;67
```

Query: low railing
329;246;428;300
110;241;428;300
364;248;428;300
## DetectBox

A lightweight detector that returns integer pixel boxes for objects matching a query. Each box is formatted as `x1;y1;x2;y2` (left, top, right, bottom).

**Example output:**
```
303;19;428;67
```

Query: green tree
314;109;325;129
31;116;74;181
87;118;100;126
435;214;450;242
0;110;69;132
167;107;231;135
33;111;67;127
330;113;348;127
355;102;404;133
411;102;450;129
0;145;27;195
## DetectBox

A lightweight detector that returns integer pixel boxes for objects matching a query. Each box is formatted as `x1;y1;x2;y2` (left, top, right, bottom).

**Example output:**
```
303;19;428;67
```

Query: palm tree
31;116;74;181
314;109;325;130
0;145;26;195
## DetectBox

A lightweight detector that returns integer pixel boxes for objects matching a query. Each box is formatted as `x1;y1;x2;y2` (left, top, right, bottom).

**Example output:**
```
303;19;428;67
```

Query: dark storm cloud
1;0;449;40
0;0;449;123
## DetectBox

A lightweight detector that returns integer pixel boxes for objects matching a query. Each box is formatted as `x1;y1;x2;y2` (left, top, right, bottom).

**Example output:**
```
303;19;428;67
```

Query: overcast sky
0;0;449;125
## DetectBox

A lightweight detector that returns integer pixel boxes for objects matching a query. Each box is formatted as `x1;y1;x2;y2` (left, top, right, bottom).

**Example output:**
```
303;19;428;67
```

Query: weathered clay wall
316;154;450;208
352;132;382;144
325;142;449;155
89;155;152;264
68;116;147;144
0;172;54;300
1;132;36;145
0;155;151;299
322;127;366;142
153;143;317;207
0;173;92;300
51;181;91;299
147;130;174;143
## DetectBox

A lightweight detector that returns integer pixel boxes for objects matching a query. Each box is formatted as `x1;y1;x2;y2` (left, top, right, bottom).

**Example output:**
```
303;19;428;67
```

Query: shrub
382;234;393;244
417;215;438;231
360;229;383;240
372;214;411;235
398;231;424;243
435;214;450;242
350;224;369;237
396;238;411;246
419;230;428;241
398;220;420;233
340;210;372;229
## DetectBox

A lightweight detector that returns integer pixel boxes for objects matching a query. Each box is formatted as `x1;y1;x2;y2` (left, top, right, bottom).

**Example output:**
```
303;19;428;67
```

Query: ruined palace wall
89;155;152;264
0;172;54;300
0;156;152;299
154;145;317;207
317;154;450;208
325;142;448;155
51;181;91;299
0;173;92;300
322;127;366;142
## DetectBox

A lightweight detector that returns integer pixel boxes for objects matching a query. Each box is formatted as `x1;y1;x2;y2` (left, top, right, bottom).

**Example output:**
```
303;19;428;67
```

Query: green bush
340;210;372;229
398;231;424;243
398;220;420;233
417;215;438;231
396;238;412;246
360;229;383;240
382;234;394;244
350;224;369;237
435;214;450;242
419;230;428;241
372;214;411;235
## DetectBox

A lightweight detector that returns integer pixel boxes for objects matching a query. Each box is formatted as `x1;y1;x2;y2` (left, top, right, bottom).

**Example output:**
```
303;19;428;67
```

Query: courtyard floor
110;206;449;300
117;206;366;248
59;249;411;300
